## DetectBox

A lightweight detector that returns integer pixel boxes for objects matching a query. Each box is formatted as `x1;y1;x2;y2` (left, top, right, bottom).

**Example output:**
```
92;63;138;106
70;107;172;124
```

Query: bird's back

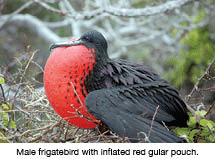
85;59;189;142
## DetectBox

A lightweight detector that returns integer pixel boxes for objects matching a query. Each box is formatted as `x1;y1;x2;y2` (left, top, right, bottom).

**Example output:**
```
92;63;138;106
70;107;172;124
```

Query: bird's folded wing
85;82;188;142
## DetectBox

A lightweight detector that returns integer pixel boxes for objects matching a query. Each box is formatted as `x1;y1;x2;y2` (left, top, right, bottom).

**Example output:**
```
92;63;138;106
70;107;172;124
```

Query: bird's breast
44;45;98;128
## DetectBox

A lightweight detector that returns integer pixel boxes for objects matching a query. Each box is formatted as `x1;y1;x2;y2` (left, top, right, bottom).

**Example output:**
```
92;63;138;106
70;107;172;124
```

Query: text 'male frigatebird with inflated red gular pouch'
44;30;189;143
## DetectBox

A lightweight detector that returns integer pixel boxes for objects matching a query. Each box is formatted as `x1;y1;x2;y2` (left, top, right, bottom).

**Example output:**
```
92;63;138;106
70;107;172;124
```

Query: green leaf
173;127;189;137
189;129;201;142
200;119;208;127
208;135;215;142
1;104;10;111
0;103;16;129
187;116;197;128
0;132;8;143
1;112;9;127
200;119;215;130
196;110;207;117
200;127;210;137
8;103;13;109
0;77;5;84
198;139;207;143
9;120;16;129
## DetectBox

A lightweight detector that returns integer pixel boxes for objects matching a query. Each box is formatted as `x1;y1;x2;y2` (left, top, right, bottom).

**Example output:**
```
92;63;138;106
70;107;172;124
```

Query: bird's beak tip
49;43;56;51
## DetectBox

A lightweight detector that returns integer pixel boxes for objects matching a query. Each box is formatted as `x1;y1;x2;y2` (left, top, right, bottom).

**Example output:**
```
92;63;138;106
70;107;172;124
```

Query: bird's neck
84;56;110;92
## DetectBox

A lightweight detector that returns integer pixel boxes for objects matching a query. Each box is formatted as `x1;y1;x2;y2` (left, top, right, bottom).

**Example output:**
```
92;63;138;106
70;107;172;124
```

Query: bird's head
50;30;109;62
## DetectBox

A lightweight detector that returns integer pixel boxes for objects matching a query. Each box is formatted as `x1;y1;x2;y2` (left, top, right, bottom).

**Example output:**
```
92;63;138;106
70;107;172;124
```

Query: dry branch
34;0;68;16
186;58;215;102
0;1;34;30
67;0;194;19
12;50;38;104
148;105;160;139
0;14;62;43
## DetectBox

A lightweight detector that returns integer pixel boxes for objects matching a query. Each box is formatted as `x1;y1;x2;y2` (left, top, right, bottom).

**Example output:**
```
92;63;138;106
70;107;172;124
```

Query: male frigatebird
44;30;189;142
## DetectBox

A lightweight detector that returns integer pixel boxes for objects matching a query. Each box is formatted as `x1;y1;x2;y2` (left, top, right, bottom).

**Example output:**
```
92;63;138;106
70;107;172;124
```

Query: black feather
77;30;189;143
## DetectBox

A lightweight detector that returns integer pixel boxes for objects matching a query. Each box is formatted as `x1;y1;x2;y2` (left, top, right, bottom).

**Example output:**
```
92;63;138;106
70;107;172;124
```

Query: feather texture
85;59;189;142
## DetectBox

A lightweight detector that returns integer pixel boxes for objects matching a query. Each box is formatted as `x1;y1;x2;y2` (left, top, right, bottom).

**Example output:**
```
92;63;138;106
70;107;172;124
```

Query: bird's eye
83;36;91;42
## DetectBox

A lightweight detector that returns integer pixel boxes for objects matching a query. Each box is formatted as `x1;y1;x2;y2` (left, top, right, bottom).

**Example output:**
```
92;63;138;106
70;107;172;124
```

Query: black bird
45;30;189;143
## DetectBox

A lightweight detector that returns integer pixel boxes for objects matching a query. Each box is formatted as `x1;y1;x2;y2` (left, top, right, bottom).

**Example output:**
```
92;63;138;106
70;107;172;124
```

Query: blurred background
0;0;215;142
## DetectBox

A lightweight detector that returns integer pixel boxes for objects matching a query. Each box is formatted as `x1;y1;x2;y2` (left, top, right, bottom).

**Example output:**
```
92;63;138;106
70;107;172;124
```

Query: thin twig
199;88;215;92
63;122;71;142
186;58;215;102
205;102;215;118
0;84;6;104
69;81;95;122
161;121;169;131
0;120;61;141
0;1;34;30
137;131;150;143
66;106;98;124
35;0;68;16
148;105;160;138
69;82;85;110
12;50;38;104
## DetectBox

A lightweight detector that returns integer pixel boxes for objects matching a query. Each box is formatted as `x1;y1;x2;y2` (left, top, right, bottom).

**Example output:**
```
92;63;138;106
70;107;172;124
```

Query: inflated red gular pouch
44;40;98;128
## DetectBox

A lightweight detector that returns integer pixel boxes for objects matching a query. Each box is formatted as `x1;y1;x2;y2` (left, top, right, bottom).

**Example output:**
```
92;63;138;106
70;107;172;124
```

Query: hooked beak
50;39;84;51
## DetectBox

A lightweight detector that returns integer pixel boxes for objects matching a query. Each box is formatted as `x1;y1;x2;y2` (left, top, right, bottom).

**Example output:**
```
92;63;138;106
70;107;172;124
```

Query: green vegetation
174;111;215;143
0;77;16;143
0;103;16;129
167;12;215;143
165;12;215;88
